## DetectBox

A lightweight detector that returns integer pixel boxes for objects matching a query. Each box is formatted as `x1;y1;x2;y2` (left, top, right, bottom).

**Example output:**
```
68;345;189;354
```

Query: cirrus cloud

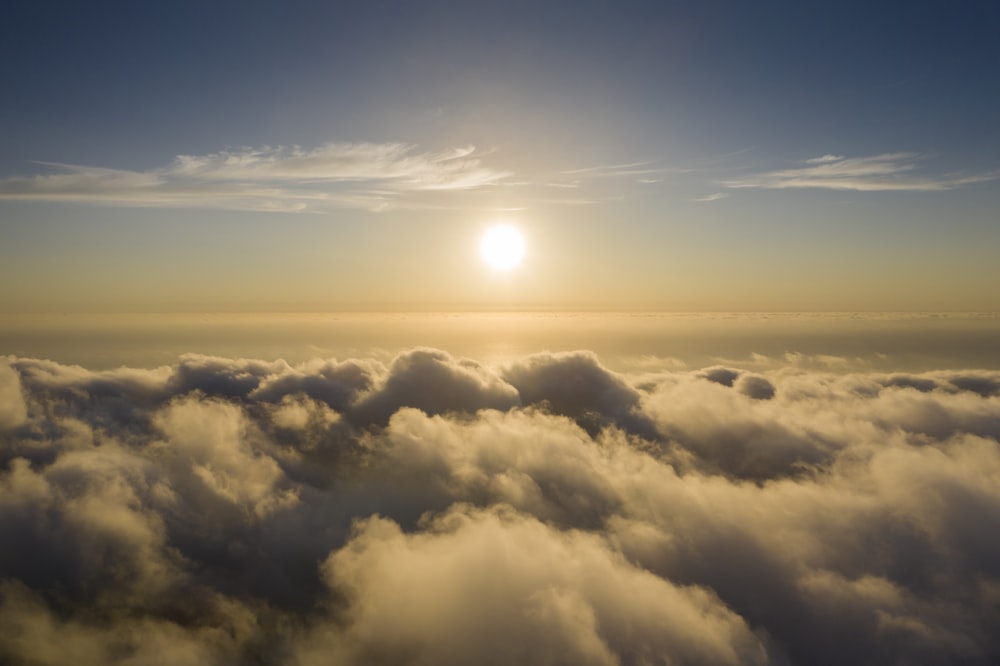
0;143;510;212
723;153;1000;192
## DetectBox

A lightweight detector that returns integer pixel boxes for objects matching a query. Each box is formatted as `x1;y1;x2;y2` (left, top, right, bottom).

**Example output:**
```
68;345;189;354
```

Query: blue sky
1;0;998;311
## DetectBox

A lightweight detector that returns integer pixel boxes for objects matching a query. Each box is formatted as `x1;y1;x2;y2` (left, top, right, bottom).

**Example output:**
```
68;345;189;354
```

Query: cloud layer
2;349;1000;664
0;143;509;212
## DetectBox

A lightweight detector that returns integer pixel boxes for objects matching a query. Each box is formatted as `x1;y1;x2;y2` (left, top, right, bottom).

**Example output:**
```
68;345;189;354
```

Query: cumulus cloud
723;153;1000;192
502;350;656;437
354;348;520;426
299;505;768;666
2;349;1000;664
0;143;509;212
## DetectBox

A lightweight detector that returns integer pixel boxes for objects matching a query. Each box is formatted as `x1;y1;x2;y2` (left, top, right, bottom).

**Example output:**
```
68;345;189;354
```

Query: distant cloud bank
2;349;1000;664
0;143;509;212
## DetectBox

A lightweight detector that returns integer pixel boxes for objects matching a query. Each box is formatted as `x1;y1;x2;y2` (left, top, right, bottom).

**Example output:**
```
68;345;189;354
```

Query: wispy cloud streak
0;143;510;212
543;160;683;196
560;161;670;178
723;153;999;192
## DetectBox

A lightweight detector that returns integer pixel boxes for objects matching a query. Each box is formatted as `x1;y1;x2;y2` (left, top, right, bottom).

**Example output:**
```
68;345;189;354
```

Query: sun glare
480;224;526;271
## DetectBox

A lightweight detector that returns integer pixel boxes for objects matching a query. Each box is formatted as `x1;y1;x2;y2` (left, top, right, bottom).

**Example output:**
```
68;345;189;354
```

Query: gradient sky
1;0;998;312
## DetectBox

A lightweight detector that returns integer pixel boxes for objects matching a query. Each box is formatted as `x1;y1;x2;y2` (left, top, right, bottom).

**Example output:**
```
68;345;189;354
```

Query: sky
3;5;1000;664
1;0;999;312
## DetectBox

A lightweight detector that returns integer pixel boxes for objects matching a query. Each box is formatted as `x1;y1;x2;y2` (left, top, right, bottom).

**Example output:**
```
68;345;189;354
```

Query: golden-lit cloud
2;350;1000;664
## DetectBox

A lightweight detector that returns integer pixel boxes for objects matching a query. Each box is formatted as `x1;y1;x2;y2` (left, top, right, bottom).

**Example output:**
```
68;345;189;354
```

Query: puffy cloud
1;349;1000;664
299;505;768;666
0;450;179;607
354;348;520;425
251;357;377;412
346;407;623;530
946;373;1000;398
166;354;287;399
503;350;655;436
150;396;297;518
736;373;776;400
699;365;741;387
643;374;831;480
881;374;938;393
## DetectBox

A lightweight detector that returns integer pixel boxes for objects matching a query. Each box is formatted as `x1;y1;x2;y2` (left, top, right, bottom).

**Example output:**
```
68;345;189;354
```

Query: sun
480;224;526;271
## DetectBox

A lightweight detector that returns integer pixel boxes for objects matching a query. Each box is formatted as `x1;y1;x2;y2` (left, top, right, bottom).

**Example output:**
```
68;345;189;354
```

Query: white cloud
723;153;1000;192
0;143;510;212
